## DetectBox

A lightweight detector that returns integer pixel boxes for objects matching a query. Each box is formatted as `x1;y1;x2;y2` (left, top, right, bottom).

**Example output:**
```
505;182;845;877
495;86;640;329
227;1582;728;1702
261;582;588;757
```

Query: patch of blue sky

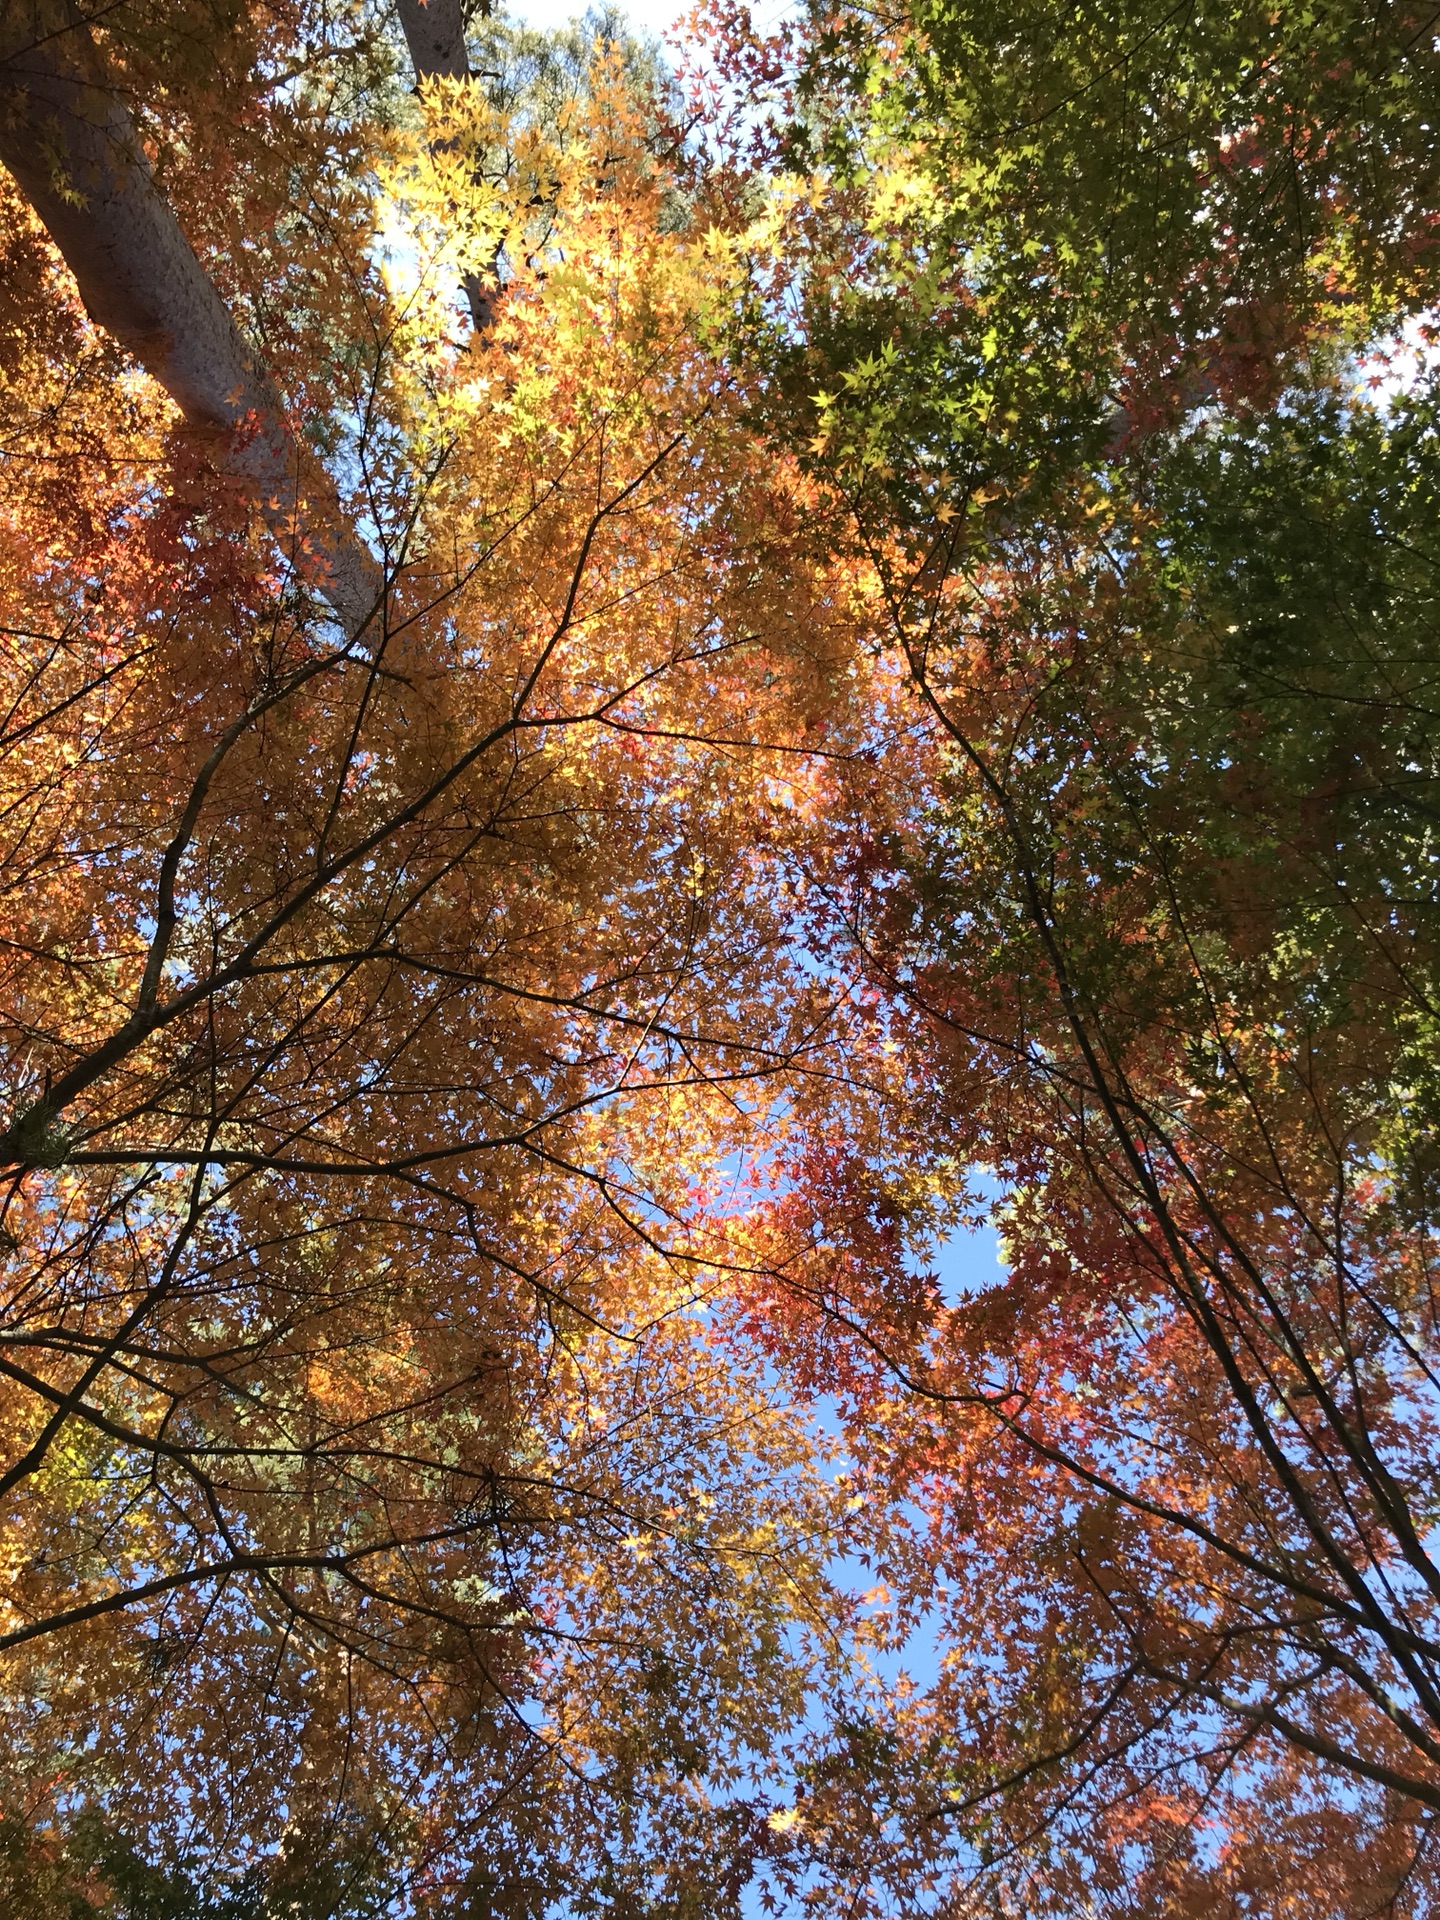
906;1168;1010;1306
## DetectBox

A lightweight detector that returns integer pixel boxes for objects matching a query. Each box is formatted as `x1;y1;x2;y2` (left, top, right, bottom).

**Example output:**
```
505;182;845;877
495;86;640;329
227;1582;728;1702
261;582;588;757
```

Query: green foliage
744;0;1440;534
0;1809;403;1920
1149;377;1440;1205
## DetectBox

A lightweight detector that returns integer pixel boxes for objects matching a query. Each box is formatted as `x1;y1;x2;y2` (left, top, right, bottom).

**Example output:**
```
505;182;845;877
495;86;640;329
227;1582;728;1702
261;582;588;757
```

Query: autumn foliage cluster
2;0;1440;1914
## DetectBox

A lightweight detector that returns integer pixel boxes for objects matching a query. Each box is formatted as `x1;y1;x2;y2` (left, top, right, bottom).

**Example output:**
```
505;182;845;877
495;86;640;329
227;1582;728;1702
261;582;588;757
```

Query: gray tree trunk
0;2;383;639
396;0;473;80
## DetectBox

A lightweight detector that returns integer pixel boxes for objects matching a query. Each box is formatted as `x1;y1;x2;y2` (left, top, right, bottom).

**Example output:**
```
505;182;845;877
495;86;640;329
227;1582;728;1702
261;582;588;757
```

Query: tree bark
396;0;473;81
0;2;383;638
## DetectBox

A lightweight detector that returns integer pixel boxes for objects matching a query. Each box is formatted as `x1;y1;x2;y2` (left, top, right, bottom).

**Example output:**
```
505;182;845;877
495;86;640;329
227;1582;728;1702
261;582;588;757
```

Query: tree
21;0;1440;1908
0;8;896;1907
696;0;1440;524
0;0;385;634
691;0;1440;1909
790;393;1440;1910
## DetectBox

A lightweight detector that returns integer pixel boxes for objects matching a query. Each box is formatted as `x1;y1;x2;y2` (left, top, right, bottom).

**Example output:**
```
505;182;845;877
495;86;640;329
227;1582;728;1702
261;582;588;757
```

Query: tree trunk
396;0;473;80
0;1;383;639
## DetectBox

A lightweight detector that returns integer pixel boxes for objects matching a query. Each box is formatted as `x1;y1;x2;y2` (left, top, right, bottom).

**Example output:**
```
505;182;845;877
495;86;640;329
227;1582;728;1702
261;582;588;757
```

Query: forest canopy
1;0;1439;1913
